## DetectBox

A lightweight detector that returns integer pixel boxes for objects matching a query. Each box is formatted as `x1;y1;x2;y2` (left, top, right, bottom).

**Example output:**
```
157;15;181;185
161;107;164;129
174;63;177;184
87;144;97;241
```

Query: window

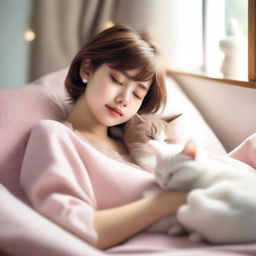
204;0;248;80
163;0;255;88
114;0;255;87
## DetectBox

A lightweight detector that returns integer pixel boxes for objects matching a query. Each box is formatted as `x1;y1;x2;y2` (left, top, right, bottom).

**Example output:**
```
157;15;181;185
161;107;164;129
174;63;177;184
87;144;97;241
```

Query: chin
102;119;122;127
105;118;129;127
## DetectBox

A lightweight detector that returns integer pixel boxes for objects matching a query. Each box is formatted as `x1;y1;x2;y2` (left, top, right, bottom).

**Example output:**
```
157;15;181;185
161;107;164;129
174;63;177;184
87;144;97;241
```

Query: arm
20;121;186;249
94;190;187;250
20;121;99;245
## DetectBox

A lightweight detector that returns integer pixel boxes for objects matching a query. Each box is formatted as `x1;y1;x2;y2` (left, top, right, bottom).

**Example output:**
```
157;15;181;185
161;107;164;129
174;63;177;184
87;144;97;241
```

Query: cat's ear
181;140;197;159
162;113;182;123
129;113;145;125
147;140;163;157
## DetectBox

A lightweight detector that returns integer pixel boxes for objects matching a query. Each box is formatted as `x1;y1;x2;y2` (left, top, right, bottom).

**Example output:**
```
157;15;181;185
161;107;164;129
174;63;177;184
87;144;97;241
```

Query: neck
66;94;108;139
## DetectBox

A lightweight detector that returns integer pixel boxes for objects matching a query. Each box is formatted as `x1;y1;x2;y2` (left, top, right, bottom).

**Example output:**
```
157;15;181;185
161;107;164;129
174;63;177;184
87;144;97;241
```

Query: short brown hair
65;24;166;114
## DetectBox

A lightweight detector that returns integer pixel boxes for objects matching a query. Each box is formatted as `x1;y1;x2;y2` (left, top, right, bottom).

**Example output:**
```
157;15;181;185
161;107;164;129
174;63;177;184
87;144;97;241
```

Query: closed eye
167;173;174;179
133;92;142;100
155;171;165;179
167;169;178;180
110;74;143;99
110;75;123;86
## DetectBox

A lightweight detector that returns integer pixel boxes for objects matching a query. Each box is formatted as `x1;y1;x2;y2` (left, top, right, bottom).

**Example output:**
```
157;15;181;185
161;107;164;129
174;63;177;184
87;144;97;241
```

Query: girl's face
84;64;151;127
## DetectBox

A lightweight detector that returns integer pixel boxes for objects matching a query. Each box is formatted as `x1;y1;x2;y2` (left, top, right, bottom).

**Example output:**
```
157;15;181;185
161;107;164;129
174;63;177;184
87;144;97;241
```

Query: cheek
98;86;113;100
129;100;143;115
87;82;114;101
155;173;163;184
121;103;142;122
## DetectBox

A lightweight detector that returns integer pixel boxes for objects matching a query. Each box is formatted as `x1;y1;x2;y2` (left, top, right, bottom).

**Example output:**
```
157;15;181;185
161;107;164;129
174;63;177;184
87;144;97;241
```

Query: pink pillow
0;70;225;202
0;68;70;202
229;132;256;168
0;184;102;256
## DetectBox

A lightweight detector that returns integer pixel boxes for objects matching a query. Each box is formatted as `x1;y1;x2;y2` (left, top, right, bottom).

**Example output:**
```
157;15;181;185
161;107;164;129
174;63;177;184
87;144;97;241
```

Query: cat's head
124;113;182;145
148;139;201;190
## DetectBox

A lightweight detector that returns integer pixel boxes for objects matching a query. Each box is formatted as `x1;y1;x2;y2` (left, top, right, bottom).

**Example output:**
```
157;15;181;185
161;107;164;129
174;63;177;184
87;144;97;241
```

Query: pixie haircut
65;24;167;114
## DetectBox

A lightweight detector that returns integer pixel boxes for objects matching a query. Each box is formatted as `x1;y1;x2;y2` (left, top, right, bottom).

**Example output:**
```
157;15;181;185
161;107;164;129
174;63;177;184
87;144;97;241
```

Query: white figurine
219;18;247;79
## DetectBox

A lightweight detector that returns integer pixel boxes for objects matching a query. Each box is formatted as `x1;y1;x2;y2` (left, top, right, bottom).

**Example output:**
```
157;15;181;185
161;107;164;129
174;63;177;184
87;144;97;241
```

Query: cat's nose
163;182;167;189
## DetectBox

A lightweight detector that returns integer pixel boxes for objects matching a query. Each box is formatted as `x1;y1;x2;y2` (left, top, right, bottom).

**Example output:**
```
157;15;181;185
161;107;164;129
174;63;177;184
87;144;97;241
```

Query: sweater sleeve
20;120;98;245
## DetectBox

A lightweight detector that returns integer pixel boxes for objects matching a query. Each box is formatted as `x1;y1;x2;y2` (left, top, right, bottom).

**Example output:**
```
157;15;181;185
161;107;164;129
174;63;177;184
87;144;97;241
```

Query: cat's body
123;115;256;244
178;180;256;244
148;139;256;243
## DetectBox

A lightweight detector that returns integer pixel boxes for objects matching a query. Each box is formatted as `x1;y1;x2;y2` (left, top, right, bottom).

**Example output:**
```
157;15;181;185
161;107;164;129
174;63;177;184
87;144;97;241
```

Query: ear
80;59;94;82
181;140;197;160
161;113;182;123
129;113;145;125
147;139;163;157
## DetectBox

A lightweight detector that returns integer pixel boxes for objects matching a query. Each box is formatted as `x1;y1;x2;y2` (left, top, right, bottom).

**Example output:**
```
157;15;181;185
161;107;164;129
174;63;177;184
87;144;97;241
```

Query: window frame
248;0;256;82
167;0;256;89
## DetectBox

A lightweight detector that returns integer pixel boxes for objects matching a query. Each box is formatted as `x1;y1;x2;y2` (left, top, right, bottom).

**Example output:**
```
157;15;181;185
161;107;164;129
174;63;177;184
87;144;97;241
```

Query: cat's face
124;114;180;145
148;140;202;190
140;119;173;143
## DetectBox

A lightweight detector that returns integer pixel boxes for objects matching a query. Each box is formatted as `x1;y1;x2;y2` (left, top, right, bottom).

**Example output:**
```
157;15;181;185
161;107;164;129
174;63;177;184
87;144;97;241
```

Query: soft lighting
24;29;36;42
103;21;114;30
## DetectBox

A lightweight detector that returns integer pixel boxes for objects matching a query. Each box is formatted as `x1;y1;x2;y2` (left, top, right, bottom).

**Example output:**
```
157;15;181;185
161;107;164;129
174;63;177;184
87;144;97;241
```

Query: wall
114;0;203;71
173;74;256;152
0;0;31;88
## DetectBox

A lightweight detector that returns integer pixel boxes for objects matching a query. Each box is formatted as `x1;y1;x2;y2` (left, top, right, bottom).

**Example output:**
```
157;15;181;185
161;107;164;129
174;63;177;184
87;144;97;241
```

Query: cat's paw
168;224;185;236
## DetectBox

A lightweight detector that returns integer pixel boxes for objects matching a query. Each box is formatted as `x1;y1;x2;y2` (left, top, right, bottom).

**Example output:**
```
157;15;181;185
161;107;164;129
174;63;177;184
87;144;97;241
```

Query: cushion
0;184;103;256
229;132;256;168
0;69;70;202
156;76;226;154
0;69;225;203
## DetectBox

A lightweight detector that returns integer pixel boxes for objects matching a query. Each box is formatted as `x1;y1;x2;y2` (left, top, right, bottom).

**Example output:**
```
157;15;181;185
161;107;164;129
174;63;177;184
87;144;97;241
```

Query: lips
106;105;123;116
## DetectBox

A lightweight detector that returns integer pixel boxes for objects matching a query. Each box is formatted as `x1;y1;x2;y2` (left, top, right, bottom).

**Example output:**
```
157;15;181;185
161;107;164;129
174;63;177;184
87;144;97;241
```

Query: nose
116;90;130;107
161;182;167;189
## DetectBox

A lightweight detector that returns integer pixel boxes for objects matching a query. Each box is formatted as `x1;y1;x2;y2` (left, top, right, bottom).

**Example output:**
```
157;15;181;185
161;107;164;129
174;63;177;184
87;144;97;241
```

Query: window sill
167;69;256;89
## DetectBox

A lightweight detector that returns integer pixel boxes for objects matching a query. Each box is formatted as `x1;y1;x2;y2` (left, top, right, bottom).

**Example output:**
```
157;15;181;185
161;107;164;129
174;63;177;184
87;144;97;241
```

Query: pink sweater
20;120;156;246
20;120;256;254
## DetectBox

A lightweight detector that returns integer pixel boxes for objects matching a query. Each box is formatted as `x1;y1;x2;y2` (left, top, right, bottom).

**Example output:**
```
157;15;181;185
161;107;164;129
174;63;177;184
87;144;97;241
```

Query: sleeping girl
19;24;187;250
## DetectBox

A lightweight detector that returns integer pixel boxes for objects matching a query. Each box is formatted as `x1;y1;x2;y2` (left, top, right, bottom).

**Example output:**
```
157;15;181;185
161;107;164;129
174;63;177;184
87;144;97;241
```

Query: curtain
29;0;115;81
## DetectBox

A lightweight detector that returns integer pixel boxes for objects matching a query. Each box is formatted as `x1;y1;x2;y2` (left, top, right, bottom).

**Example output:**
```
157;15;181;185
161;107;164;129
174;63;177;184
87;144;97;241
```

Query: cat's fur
123;114;188;236
149;139;256;190
147;139;256;244
123;115;256;244
123;113;182;172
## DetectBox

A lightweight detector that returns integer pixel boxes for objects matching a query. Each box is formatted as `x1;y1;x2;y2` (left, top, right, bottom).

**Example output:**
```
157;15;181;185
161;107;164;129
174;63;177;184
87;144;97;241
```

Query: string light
24;28;36;42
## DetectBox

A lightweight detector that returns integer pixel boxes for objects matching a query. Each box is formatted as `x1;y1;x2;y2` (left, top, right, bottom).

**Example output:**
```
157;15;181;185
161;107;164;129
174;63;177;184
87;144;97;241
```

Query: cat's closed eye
167;172;174;180
155;171;164;178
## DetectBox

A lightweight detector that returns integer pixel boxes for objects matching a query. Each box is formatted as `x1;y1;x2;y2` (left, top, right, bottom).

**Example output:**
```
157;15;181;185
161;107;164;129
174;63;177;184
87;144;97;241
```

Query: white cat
148;139;256;244
149;139;256;190
178;180;256;244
